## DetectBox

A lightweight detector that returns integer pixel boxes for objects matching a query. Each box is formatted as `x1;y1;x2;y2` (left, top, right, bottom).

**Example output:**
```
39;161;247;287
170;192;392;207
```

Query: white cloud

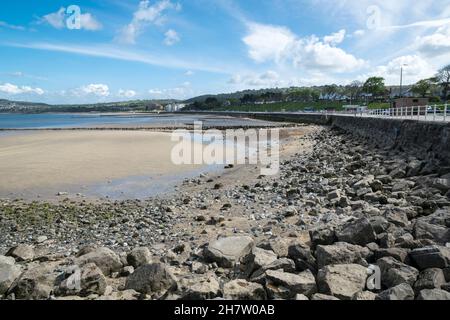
243;23;365;73
228;71;281;87
78;84;110;97
415;24;450;57
11;42;229;74
42;8;66;29
118;89;137;98
117;0;181;44
0;83;44;95
243;23;296;63
184;70;194;76
164;29;180;46
41;7;102;31
364;55;435;85
323;29;346;45
79;13;103;31
0;21;26;31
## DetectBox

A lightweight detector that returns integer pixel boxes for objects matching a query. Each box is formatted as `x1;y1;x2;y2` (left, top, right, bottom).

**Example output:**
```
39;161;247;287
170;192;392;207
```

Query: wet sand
0;130;207;199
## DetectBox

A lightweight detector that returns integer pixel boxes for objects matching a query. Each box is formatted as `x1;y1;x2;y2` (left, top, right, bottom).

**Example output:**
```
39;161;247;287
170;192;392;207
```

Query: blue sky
0;0;450;104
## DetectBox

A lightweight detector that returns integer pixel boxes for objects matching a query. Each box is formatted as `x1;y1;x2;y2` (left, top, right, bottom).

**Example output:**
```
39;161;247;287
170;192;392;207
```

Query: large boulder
223;279;267;300
315;242;369;269
377;283;415;300
205;236;254;268
6;245;35;262
127;247;153;268
75;247;122;276
287;243;317;273
413;268;446;293
417;289;450;300
242;247;277;276
8;262;60;300
409;246;450;270
265;269;317;299
250;258;296;284
377;257;419;288
56;263;107;297
181;276;220;300
125;263;177;296
336;218;376;246
316;264;368;300
0;263;22;295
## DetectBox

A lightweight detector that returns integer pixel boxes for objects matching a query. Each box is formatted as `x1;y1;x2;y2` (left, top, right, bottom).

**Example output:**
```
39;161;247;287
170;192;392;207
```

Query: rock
316;264;368;300
0;264;22;295
315;242;369;269
0;255;16;266
417;289;450;300
125;263;177;296
9;262;60;300
205;236;254;268
182;276;220;300
352;291;377;300
295;294;309;300
120;266;134;277
191;262;208;274
97;289;141;301
75;247;123;276
35;236;48;244
311;293;340;301
265;269;317;299
374;248;409;263
242;247;277;276
250;258;296;283
413;268;446;292
57;263;107;297
409;246;450;270
377;257;419;288
6;245;35;262
223;279;267;300
377;283;415;300
369;216;390;234
327;190;341;201
432;178;450;192
287;243;317;272
383;209;410;228
309;228;337;248
258;237;291;258
413;209;450;245
127;247;153;268
336;218;376;246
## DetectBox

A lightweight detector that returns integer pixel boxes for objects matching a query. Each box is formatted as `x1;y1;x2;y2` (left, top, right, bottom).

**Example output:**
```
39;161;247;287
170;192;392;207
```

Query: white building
165;103;186;112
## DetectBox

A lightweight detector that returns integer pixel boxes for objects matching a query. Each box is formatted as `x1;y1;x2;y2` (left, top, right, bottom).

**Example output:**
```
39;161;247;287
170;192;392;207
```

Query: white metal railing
360;104;449;122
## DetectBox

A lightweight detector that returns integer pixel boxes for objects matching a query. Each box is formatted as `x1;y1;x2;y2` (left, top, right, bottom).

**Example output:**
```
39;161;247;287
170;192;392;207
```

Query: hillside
0;99;179;113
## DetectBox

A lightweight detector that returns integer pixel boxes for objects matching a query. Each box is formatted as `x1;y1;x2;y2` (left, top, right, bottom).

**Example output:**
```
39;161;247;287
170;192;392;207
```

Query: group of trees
186;64;450;110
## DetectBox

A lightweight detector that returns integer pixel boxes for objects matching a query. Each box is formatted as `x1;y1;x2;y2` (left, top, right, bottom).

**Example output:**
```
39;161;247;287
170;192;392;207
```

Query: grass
217;101;346;112
367;102;391;110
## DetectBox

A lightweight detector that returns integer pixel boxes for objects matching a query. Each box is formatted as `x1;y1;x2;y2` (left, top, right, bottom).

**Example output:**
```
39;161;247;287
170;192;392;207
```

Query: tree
436;65;450;102
345;80;363;103
412;79;432;98
363;77;385;101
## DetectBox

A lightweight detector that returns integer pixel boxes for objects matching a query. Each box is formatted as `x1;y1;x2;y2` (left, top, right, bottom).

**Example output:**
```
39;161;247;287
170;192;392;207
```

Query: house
343;105;367;113
392;97;429;109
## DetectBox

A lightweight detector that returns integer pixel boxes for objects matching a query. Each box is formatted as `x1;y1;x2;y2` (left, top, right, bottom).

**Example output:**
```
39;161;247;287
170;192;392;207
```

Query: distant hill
0;99;179;113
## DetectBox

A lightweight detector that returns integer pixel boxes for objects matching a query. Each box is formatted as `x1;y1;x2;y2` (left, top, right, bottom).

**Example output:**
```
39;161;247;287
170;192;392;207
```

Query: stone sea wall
197;112;450;168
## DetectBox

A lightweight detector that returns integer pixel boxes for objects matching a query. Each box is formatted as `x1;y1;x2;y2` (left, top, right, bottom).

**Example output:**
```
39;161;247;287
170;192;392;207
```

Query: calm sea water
0;113;195;129
0;113;276;129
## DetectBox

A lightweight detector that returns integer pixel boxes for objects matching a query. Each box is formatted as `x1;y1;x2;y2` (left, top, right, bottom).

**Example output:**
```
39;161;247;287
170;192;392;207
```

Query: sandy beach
0;130;208;199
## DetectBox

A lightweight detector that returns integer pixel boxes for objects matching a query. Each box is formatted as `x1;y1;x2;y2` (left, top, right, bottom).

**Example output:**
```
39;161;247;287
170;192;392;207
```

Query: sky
0;0;450;104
